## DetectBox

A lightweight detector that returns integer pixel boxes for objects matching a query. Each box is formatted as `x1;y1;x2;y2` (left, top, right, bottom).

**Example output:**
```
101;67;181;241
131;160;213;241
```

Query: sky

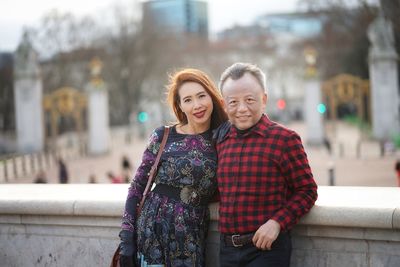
0;0;300;52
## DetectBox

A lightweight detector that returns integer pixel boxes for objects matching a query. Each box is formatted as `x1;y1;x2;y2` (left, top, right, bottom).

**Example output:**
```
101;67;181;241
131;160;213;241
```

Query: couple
119;63;318;267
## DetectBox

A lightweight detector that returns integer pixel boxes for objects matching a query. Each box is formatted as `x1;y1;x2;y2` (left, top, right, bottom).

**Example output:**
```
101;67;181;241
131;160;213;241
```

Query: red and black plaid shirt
216;115;318;234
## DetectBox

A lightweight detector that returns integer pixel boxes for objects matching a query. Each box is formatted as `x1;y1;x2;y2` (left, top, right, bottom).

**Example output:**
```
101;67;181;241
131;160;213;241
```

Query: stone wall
0;184;399;267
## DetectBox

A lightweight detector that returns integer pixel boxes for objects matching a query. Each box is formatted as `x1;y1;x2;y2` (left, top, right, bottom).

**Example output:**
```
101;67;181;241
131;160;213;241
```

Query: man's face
221;73;267;130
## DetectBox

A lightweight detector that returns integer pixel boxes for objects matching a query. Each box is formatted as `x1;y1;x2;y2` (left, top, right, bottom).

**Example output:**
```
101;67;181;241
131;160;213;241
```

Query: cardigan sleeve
121;126;165;232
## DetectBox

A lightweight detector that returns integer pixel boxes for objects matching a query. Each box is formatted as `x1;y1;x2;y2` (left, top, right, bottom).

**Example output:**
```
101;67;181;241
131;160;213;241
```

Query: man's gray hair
219;62;267;93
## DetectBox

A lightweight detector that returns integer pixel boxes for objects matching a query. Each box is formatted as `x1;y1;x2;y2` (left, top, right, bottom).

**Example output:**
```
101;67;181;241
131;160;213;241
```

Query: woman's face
178;82;213;129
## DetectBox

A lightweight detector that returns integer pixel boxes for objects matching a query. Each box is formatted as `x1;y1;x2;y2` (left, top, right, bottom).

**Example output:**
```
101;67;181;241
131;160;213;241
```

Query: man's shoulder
264;119;299;139
212;121;232;144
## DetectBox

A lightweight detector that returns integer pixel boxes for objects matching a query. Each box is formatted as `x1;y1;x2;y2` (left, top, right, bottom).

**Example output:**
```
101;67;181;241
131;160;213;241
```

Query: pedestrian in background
395;160;400;187
88;174;97;184
34;170;47;184
107;171;123;184
121;155;133;183
58;158;69;184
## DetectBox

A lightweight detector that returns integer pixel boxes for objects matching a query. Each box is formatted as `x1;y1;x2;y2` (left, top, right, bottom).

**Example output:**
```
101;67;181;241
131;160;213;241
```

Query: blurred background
0;0;399;186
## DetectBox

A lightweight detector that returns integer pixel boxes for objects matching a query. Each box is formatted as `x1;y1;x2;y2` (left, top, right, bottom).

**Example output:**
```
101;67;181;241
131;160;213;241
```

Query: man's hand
252;219;281;250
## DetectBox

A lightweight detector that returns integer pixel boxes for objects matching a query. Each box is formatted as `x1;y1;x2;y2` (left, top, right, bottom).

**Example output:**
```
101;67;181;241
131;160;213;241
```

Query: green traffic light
138;111;148;123
317;103;326;114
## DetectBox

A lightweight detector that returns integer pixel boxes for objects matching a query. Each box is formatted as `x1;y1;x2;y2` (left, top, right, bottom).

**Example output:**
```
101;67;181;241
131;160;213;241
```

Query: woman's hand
119;230;138;267
120;255;135;267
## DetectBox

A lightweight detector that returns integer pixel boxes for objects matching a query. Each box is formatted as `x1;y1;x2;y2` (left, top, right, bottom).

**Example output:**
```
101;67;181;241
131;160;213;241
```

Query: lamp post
304;46;318;79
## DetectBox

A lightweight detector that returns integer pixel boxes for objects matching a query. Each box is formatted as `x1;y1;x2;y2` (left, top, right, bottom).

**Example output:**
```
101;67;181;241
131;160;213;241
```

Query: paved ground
7;121;400;187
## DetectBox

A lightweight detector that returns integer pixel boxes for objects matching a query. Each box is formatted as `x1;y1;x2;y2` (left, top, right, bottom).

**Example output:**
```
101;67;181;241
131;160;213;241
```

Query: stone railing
0;185;399;267
0;140;88;183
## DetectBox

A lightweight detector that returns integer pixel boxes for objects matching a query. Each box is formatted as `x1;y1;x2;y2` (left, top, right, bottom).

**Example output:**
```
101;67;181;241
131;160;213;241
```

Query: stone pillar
13;32;44;153
305;80;324;145
303;47;324;145
368;15;400;140
85;58;110;155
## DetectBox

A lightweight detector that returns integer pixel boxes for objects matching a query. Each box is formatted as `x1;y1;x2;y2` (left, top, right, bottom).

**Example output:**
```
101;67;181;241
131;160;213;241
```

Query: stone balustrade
0;147;84;183
0;184;399;267
0;126;136;183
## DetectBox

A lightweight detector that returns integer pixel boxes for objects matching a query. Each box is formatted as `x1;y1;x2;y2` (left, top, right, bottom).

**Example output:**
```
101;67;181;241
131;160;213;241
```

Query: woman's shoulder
150;125;176;141
153;125;166;135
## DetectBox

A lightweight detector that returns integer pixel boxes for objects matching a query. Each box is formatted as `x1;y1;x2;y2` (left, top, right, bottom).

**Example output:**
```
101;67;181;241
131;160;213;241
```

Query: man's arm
253;131;318;250
270;131;318;232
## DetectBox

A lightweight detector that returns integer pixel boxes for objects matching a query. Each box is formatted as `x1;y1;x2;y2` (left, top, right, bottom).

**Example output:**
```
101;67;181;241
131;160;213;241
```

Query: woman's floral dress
121;125;217;267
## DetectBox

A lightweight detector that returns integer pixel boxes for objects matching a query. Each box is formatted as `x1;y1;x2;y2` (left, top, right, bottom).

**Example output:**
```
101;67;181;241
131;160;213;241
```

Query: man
214;62;318;267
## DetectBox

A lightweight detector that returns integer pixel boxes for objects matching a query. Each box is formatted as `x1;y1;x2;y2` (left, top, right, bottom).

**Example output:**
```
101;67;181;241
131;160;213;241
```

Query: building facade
142;0;208;38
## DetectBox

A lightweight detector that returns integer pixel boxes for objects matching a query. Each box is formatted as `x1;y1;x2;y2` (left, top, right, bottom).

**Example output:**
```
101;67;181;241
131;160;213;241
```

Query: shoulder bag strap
137;125;170;213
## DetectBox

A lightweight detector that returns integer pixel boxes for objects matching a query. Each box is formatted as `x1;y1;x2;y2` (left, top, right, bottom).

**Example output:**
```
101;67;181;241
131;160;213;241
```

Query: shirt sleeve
270;131;318;231
121;126;164;232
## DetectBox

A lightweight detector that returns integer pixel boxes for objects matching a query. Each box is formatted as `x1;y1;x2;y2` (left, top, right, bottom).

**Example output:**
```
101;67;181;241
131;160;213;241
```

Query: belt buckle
180;187;200;206
231;234;242;247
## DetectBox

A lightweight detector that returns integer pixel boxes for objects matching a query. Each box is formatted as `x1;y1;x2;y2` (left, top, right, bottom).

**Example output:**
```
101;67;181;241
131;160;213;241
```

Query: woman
119;68;227;267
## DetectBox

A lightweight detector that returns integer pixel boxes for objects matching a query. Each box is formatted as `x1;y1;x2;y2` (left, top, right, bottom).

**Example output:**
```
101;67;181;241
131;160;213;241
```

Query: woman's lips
193;110;206;118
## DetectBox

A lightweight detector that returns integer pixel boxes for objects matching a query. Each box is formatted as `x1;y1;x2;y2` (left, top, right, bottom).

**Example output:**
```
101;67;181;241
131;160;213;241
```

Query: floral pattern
122;126;217;266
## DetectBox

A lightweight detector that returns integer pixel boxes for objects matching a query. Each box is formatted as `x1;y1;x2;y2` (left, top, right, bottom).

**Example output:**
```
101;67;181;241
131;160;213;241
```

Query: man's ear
222;98;228;112
262;93;268;109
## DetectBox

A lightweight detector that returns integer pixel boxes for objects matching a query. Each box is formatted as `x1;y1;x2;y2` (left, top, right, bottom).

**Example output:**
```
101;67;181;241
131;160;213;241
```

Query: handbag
110;126;170;267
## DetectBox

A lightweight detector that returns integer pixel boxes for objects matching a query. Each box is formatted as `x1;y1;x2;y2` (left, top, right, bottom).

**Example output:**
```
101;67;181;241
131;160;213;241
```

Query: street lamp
303;46;318;78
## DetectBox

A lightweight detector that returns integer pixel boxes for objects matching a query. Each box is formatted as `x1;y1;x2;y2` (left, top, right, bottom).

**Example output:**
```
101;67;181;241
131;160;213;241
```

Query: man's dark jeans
220;232;292;267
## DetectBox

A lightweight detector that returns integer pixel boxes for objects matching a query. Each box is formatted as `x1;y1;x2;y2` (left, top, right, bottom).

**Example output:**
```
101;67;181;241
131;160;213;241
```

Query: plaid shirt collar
228;114;274;139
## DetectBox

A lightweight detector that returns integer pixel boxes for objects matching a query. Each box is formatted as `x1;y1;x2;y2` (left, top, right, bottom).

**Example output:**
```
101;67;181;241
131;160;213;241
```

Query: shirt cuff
271;208;293;232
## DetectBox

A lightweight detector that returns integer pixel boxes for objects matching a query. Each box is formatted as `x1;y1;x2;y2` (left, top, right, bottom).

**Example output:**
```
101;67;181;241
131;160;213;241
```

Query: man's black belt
152;183;208;206
223;233;254;247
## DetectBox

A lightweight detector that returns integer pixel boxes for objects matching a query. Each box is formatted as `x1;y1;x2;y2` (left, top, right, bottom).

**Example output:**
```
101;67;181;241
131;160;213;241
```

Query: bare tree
298;0;379;79
29;9;99;92
100;2;185;125
380;0;400;63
